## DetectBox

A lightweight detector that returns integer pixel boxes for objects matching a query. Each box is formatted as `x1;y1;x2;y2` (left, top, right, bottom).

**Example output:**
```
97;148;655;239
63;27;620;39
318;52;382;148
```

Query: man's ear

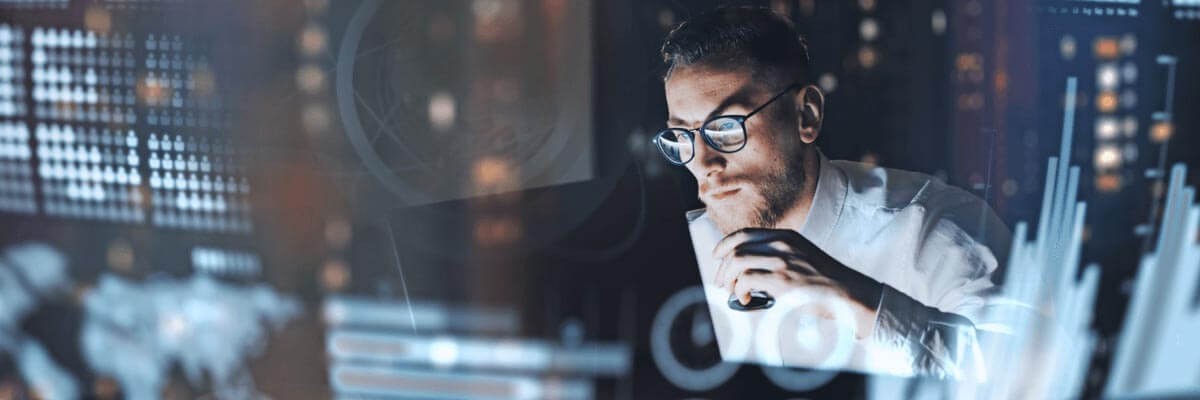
794;84;824;144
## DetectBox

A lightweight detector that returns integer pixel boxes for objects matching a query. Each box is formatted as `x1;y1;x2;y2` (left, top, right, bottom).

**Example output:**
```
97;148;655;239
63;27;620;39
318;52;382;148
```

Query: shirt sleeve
868;196;1009;378
921;198;1010;320
872;284;982;379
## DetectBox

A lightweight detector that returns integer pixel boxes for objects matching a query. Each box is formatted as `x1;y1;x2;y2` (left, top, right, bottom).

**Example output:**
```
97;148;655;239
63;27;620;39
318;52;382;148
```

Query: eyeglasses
654;83;802;165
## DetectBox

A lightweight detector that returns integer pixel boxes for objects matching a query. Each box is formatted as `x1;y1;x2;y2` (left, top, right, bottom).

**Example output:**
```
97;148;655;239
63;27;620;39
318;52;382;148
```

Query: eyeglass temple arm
745;83;804;118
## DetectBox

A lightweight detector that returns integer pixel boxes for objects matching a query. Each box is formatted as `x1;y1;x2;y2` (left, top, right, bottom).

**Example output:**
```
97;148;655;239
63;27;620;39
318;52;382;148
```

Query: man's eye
708;119;738;132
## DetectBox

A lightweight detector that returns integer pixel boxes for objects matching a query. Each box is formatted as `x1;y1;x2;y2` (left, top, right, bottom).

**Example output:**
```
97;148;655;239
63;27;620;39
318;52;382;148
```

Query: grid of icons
0;122;34;214
31;28;138;124
0;24;251;233
0;25;23;118
142;34;228;129
37;124;143;222
0;0;69;9
148;132;251;232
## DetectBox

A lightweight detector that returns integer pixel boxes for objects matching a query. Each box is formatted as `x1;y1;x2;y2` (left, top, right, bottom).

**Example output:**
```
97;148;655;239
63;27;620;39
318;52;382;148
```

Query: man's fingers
731;240;808;259
732;276;848;321
731;273;785;306
714;254;787;288
713;228;786;259
786;256;821;277
715;253;782;288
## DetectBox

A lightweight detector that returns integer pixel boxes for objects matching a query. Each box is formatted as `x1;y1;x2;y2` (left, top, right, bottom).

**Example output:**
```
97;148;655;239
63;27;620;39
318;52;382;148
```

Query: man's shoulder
828;159;978;212
827;158;1011;264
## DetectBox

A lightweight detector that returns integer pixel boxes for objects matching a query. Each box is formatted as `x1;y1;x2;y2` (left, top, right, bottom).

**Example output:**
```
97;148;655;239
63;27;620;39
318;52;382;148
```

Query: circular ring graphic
760;365;839;393
336;0;426;204
753;291;857;371
336;0;586;205
650;286;748;392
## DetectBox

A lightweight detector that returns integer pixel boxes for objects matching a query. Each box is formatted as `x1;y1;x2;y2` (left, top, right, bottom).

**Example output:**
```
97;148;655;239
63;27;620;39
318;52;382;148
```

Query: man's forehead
665;66;764;125
665;66;757;99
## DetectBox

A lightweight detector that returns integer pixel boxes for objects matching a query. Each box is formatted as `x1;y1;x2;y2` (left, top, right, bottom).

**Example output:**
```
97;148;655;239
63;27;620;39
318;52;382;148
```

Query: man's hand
712;228;884;337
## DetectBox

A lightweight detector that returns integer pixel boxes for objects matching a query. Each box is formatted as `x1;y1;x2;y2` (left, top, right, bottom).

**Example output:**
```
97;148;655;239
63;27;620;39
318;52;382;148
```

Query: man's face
665;66;809;234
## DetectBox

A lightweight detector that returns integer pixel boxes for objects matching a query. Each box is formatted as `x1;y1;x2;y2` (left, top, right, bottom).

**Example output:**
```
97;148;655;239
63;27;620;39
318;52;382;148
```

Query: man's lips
707;187;741;201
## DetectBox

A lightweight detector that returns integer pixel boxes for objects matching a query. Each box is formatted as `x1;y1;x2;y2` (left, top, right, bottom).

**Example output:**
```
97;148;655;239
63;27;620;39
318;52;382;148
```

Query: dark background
1;0;1199;398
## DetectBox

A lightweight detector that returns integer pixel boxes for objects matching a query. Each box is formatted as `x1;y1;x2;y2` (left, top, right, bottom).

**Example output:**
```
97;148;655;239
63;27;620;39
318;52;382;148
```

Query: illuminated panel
103;0;185;8
1090;34;1138;192
1173;0;1200;19
0;0;68;9
30;27;144;222
1043;1;1141;17
330;365;593;400
141;34;229;129
37;124;144;222
0;25;23;118
191;246;261;277
148;132;251;232
1106;164;1200;397
963;77;1099;399
0;122;35;214
323;296;519;335
140;32;246;232
323;296;630;400
31;28;137;124
0;26;33;215
80;273;300;398
327;331;630;376
871;78;1102;400
23;26;247;231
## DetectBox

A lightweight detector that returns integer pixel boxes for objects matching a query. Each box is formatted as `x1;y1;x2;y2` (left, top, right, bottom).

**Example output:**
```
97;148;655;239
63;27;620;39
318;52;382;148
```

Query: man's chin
708;210;761;236
705;189;775;234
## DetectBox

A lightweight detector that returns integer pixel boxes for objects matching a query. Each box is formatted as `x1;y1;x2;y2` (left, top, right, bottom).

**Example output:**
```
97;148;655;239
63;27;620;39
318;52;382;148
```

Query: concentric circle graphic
753;291;858;370
650;286;747;391
336;0;591;206
651;287;847;393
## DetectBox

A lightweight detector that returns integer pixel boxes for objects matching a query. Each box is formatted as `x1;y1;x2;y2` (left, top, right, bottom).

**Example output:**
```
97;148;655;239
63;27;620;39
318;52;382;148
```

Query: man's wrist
836;265;884;314
809;247;884;310
871;284;978;378
830;265;885;338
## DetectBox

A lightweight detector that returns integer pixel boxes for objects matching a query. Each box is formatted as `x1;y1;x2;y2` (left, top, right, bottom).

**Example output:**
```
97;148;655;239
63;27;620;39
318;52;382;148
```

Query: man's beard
708;157;807;235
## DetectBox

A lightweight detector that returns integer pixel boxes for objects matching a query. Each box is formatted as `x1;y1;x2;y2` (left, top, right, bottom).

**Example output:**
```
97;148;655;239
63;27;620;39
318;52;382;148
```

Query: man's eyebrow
667;85;759;128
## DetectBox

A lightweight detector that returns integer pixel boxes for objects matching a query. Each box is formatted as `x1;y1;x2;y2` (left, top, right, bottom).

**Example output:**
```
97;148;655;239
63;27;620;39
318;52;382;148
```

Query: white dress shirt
687;151;1010;376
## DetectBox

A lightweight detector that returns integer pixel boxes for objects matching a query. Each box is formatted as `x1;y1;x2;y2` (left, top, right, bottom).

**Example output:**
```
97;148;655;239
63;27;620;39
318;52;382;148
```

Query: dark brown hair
660;6;811;85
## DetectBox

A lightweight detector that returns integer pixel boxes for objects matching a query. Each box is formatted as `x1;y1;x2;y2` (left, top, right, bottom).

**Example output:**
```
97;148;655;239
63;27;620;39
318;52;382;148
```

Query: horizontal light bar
327;330;630;376
323;295;519;334
330;364;593;400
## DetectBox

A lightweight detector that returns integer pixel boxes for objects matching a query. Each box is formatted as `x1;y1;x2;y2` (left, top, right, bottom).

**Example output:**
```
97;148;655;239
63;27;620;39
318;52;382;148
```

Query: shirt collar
798;150;847;245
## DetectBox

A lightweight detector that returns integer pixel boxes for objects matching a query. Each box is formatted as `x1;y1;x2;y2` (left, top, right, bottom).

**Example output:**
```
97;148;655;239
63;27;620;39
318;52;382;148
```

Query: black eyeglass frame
654;83;803;165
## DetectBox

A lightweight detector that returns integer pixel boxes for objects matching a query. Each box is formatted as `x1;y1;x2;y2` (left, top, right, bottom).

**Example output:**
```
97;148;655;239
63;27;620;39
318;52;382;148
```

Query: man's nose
691;136;726;177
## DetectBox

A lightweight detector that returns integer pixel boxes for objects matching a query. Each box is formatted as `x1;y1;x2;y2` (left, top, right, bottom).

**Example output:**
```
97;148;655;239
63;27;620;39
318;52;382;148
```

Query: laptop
685;208;903;374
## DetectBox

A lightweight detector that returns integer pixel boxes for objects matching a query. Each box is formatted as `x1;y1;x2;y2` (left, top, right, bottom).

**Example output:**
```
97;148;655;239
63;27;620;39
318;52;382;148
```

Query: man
655;6;1010;377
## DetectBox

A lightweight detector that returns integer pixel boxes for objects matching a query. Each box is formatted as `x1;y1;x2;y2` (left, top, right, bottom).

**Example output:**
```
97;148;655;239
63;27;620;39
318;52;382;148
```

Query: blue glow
81;273;300;399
